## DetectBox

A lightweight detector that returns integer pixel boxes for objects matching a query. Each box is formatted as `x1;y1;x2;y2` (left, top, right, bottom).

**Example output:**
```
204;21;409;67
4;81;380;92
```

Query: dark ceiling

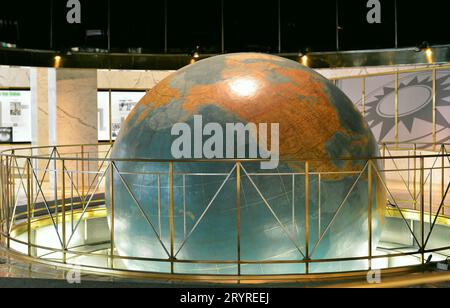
0;0;448;54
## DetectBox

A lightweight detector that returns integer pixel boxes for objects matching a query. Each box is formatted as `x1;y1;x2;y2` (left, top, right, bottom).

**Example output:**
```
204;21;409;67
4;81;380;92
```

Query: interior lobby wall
97;70;174;90
0;64;442;90
0;67;174;90
317;64;436;79
0;66;29;88
0;65;442;90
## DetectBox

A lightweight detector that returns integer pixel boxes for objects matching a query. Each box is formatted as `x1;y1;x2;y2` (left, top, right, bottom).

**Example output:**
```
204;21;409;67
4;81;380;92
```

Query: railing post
109;89;113;144
292;174;296;236
87;152;91;192
30;157;34;219
395;72;399;144
182;175;186;238
81;145;85;210
158;174;162;237
432;69;437;146
53;147;58;226
368;160;373;270
11;151;15;223
305;161;310;274
236;162;241;277
10;150;17;237
420;156;425;264
169;161;175;274
109;161;115;269
441;144;445;216
5;156;10;249
362;77;366;117
27;159;32;257
413;144;417;211
70;171;74;233
61;159;66;263
0;155;3;240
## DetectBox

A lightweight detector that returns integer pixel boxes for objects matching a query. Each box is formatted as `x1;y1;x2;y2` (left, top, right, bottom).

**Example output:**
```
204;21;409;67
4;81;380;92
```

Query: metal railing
0;143;449;281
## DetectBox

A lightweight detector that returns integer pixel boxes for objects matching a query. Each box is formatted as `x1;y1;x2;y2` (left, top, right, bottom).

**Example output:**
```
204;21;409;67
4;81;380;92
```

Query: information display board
337;69;450;144
97;91;146;141
0;90;31;142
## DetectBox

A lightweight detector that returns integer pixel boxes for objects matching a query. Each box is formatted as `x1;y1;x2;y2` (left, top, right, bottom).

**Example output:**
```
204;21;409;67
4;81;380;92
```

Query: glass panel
336;78;364;114
281;0;336;52
0;1;51;49
338;0;396;51
52;0;109;51
397;71;433;144
436;69;450;143
309;260;369;274
365;75;397;143
224;0;278;52
240;169;303;275
167;0;221;54
397;0;449;47
110;0;165;53
173;162;238;275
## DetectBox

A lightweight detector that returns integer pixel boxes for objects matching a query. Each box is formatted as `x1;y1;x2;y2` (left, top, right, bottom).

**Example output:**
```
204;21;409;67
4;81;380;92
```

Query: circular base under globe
3;205;450;286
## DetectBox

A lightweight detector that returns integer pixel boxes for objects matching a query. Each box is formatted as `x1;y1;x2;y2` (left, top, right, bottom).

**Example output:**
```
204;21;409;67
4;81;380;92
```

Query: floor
0;248;449;288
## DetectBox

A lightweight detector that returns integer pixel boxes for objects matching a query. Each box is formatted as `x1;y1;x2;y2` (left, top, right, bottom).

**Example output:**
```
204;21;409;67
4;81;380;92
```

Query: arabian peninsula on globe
106;53;386;274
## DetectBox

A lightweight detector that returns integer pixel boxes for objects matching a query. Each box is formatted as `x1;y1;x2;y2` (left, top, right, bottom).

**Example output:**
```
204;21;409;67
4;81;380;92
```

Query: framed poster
0;90;31;142
97;91;146;141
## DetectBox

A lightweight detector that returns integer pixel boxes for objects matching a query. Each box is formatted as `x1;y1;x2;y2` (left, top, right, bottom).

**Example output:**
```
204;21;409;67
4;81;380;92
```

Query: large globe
106;53;386;275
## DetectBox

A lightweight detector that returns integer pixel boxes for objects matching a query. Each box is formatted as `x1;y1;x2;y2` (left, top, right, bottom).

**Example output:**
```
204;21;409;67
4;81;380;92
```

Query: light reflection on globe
106;53;386;275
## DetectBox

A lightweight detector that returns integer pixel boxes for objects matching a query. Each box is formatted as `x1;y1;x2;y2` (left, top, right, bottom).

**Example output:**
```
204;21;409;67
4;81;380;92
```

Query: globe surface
107;53;386;274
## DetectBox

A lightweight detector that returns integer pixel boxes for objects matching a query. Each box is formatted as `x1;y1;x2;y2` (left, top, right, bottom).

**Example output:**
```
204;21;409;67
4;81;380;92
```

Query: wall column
49;69;98;146
31;68;98;190
31;68;98;147
30;68;51;183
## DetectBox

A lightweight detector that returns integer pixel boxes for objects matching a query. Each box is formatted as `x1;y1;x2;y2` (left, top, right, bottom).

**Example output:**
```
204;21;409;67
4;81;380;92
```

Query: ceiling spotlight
414;41;430;52
54;55;62;68
301;55;309;66
425;48;433;64
191;46;201;59
414;42;434;64
299;48;311;67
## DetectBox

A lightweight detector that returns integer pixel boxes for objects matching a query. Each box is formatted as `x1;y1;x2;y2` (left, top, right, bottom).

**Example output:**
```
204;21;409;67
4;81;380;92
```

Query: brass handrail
0;143;449;282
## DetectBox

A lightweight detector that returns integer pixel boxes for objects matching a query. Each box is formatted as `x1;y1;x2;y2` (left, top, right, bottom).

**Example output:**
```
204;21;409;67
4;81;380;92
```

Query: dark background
0;0;448;54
